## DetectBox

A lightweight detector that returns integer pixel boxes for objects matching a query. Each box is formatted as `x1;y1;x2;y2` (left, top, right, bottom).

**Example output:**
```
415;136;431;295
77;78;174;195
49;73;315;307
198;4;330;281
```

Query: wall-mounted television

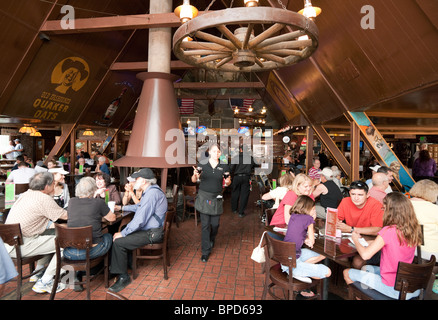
346;141;364;151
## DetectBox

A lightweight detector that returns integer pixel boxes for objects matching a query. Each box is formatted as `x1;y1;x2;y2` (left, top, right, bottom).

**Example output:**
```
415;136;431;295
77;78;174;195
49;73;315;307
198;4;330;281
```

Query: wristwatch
351;226;354;232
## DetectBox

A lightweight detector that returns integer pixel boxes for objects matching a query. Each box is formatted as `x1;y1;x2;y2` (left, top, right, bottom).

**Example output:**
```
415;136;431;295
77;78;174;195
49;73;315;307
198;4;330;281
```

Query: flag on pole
178;98;194;114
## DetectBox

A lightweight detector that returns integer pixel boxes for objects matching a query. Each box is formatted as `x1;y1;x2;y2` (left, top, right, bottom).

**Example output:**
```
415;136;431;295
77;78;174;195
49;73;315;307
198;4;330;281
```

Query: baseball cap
14;138;20;142
131;168;155;180
127;176;135;182
48;167;69;175
369;165;381;172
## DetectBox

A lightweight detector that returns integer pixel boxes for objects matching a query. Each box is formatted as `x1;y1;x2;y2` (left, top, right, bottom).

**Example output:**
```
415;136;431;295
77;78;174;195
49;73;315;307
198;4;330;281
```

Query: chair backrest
54;224;93;250
265;233;297;270
0;223;23;247
183;185;196;197
171;184;179;207
163;211;175;239
265;208;276;226
15;183;29;195
394;255;436;300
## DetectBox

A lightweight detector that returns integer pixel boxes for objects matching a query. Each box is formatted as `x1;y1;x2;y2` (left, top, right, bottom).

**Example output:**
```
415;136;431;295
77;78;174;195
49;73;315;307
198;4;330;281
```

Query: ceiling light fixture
174;0;199;23
83;129;94;136
173;1;320;72
233;104;267;126
19;125;36;134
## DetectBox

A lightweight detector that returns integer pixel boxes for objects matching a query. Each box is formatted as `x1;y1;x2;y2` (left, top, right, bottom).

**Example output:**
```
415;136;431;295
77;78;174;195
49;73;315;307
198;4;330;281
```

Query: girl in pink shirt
343;192;423;299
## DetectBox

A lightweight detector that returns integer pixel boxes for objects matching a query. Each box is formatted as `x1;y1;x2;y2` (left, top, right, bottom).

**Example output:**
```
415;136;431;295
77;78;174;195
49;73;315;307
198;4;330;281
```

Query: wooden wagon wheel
173;7;319;72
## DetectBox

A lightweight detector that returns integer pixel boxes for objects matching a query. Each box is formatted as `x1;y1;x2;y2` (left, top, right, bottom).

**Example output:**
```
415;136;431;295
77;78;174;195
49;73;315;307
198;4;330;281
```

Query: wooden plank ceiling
0;0;437;135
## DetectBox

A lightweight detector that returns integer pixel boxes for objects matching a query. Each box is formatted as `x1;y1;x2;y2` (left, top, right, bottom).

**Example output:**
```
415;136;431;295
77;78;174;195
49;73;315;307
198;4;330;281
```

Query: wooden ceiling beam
175;82;265;89
111;61;194;71
175;94;261;100
366;111;438;119
40;12;205;34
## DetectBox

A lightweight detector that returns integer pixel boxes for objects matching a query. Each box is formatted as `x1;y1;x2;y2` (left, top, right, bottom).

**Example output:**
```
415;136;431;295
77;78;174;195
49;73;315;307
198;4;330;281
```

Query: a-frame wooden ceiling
1;0;438;134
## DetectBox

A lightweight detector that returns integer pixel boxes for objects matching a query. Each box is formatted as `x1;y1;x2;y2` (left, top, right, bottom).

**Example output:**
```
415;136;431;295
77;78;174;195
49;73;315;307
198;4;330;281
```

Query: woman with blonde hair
343;192;423;299
262;173;294;209
409;179;438;260
270;173;314;226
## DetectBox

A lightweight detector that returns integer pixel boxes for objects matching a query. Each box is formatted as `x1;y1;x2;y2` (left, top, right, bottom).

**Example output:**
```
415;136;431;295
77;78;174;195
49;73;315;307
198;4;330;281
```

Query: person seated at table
34;160;48;173
11;155;31;171
308;157;322;186
262;173;294;209
64;176;116;291
4;172;68;294
95;156;111;175
367;166;394;193
331;166;343;189
282;195;331;297
122;176;142;205
343;192;423;300
48;167;70;209
75;157;91;175
367;172;389;204
409;179;438;261
93;172;121;205
270;173;314;233
6;160;36;184
313;168;343;219
47;159;58;170
108;168;167;293
336;180;384;269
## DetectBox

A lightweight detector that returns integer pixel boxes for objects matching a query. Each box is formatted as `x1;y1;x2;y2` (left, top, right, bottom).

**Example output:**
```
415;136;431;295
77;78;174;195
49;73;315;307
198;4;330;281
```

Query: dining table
265;219;376;299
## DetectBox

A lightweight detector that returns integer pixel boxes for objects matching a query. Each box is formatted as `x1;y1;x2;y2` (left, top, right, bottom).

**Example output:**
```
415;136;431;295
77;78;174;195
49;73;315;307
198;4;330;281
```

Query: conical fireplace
113;72;187;168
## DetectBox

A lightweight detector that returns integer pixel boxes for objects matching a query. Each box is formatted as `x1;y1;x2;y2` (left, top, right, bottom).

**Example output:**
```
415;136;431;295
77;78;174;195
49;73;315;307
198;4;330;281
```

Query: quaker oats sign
3;43;98;124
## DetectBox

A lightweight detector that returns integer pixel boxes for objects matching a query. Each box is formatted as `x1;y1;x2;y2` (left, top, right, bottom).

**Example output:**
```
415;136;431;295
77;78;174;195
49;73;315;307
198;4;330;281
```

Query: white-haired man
109;168;168;293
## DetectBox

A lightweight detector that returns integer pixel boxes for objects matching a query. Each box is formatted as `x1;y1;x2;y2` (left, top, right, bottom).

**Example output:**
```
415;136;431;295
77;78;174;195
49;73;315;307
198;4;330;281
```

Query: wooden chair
182;185;198;226
0;223;46;300
265;208;276;227
348;255;436;300
132;211;174;280
50;224;109;300
262;233;323;300
167;184;179;228
15;183;29;195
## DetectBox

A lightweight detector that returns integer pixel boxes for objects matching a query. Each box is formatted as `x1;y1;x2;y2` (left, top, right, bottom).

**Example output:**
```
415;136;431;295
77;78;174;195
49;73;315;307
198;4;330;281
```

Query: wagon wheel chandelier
173;0;321;72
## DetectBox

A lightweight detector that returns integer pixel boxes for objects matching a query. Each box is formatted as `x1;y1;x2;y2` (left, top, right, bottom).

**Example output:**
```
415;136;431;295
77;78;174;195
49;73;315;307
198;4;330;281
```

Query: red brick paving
1;191;268;300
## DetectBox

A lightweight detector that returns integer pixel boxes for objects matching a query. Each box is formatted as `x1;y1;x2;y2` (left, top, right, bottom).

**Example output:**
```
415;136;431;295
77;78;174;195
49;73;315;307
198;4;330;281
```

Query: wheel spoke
194;31;235;50
183;49;232;56
216;25;242;49
242;24;254;49
195;53;232;64
256;30;305;49
248;23;285;49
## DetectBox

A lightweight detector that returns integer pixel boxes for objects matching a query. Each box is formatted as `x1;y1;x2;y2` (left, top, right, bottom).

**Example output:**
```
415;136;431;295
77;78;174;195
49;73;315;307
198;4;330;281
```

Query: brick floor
1;190;269;301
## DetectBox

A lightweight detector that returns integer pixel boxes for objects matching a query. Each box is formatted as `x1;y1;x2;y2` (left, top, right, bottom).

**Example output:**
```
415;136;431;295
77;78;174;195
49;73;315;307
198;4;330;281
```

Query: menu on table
325;207;338;239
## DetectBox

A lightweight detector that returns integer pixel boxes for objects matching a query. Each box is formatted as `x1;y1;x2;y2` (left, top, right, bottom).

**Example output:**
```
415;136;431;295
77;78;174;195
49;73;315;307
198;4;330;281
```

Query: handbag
251;231;267;263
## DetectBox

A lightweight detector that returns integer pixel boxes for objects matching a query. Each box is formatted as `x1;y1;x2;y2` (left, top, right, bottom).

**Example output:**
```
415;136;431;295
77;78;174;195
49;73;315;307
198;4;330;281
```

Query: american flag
229;98;256;113
242;98;255;112
178;98;194;115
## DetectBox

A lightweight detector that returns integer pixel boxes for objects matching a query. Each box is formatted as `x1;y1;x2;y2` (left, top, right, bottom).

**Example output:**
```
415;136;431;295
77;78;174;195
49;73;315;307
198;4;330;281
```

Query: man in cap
109;168;168;293
13;138;23;158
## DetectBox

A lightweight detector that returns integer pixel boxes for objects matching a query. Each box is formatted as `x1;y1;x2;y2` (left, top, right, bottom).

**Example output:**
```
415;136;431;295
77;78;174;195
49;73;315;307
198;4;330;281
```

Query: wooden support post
350;122;361;182
305;126;314;174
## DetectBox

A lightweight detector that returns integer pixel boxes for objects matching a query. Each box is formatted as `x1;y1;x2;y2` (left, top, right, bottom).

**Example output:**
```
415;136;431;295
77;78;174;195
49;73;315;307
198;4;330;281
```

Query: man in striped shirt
308;157;322;185
5;172;68;294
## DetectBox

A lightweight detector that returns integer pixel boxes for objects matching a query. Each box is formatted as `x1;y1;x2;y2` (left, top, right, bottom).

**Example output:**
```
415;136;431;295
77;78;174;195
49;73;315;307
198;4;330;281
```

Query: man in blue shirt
109;168;167;293
96;156;111;175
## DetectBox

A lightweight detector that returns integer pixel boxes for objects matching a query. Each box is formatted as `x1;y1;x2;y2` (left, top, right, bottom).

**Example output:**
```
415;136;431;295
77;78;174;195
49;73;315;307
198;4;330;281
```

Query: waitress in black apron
192;144;231;262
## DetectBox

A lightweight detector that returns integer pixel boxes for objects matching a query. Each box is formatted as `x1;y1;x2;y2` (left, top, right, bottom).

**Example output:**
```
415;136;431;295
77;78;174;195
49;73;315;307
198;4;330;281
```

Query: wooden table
102;210;134;228
265;223;372;299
